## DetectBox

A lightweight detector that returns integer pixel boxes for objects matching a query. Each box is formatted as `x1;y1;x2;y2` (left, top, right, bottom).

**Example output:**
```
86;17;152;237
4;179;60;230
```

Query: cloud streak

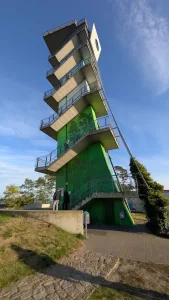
114;0;169;94
0;147;47;196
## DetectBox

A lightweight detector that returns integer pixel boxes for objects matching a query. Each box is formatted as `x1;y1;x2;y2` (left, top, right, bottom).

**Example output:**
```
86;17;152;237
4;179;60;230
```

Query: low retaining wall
0;210;83;234
24;204;52;210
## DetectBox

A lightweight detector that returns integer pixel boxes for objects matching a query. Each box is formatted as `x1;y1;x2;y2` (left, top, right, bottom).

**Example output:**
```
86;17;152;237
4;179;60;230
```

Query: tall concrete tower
35;19;134;225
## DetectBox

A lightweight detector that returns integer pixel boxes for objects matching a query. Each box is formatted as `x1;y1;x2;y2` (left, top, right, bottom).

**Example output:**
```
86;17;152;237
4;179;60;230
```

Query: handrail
69;175;137;208
44;19;76;37
47;39;93;76
36;116;111;169
40;81;101;128
47;43;83;77
48;22;87;59
44;57;93;99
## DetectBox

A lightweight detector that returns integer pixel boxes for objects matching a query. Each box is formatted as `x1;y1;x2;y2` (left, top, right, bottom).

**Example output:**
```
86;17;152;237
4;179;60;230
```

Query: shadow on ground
87;224;151;235
11;244;169;300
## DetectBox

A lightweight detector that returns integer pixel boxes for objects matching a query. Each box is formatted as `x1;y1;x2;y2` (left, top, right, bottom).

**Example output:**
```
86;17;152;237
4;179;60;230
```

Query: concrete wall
24;204;52;210
0;210;84;234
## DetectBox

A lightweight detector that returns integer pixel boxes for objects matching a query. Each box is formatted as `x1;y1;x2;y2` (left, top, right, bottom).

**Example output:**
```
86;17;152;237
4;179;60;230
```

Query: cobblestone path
0;249;117;300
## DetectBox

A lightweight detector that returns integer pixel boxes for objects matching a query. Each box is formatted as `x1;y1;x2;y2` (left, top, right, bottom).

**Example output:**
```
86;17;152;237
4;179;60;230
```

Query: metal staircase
70;175;138;210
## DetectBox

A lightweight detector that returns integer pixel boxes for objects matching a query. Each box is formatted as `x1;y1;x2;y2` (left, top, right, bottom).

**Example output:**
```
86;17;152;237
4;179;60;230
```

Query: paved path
0;250;117;300
1;223;169;299
84;225;169;264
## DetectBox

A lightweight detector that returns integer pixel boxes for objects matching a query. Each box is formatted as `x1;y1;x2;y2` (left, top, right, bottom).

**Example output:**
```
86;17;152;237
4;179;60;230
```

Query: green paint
56;104;134;226
114;199;134;225
57;106;97;157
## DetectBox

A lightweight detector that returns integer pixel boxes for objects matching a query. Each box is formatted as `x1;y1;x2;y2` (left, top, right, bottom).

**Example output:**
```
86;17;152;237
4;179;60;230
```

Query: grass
0;214;82;288
0;214;13;224
76;233;86;240
94;259;169;299
2;229;13;239
89;258;169;299
131;212;146;218
89;287;141;300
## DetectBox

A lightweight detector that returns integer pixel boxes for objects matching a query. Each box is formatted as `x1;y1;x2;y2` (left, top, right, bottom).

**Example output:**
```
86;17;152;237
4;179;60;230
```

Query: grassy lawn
0;214;83;288
89;287;141;300
131;212;146;218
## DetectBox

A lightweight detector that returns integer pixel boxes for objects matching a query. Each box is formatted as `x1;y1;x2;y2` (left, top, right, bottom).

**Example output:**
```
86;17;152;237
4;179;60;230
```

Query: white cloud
113;0;169;94
0;75;56;196
0;76;54;144
0;148;48;196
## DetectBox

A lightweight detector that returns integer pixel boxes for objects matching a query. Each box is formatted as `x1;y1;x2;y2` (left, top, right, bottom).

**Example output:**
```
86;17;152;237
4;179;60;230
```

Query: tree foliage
130;158;169;236
114;165;135;192
3;175;55;208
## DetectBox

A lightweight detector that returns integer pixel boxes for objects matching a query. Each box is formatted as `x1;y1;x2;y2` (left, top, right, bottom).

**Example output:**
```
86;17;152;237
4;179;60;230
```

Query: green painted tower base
56;106;134;226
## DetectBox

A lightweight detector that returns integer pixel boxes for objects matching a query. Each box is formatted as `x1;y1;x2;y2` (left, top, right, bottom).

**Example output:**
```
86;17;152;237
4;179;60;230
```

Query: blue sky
0;0;169;196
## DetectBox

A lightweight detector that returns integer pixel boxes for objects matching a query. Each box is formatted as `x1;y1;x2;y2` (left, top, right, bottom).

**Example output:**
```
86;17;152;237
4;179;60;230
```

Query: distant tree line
0;175;55;208
0;157;168;237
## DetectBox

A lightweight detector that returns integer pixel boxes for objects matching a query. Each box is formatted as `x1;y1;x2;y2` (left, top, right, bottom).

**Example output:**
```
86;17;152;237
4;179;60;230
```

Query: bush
130;158;169;236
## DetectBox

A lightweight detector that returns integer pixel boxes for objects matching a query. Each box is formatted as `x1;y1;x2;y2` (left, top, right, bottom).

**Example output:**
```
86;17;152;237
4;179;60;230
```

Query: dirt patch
109;258;169;296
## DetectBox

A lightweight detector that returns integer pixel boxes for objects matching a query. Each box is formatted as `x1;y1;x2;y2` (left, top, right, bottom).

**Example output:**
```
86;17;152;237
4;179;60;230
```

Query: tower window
95;39;99;51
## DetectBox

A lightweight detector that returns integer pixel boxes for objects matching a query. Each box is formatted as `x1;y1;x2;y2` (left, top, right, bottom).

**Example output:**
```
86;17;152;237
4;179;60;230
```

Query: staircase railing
40;81;101;128
47;21;87;59
36;116;112;169
44;57;93;99
69;175;137;209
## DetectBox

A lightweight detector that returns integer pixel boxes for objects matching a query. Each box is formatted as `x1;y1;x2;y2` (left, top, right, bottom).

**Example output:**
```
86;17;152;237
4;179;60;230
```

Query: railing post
50;152;52;163
45;156;48;167
36;158;39;168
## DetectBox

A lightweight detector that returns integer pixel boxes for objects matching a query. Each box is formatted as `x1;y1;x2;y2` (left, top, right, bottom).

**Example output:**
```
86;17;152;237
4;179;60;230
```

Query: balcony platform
43;20;77;55
47;43;93;88
41;90;108;140
48;21;88;67
44;58;99;112
35;127;119;175
47;49;82;87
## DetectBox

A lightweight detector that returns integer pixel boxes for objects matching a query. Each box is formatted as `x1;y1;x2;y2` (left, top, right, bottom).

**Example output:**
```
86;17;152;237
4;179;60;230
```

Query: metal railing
44;57;92;99
47;43;83;77
36;116;112;169
41;82;101;128
48;22;87;59
44;19;76;37
69;175;137;208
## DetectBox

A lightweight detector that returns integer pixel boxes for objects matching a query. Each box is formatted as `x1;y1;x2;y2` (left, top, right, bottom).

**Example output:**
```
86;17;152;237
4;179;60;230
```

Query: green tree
34;177;47;203
114;166;135;191
44;175;55;202
2;175;55;207
130;158;169;236
33;175;55;204
20;178;35;203
3;185;33;208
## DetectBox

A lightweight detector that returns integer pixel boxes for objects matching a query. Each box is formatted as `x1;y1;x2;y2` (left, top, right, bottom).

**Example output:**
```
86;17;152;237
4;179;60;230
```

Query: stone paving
0;249;117;300
85;225;169;264
1;223;169;299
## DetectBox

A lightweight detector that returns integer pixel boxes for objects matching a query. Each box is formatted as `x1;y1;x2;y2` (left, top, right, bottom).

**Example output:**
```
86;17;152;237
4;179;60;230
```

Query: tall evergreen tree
130;158;169;235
